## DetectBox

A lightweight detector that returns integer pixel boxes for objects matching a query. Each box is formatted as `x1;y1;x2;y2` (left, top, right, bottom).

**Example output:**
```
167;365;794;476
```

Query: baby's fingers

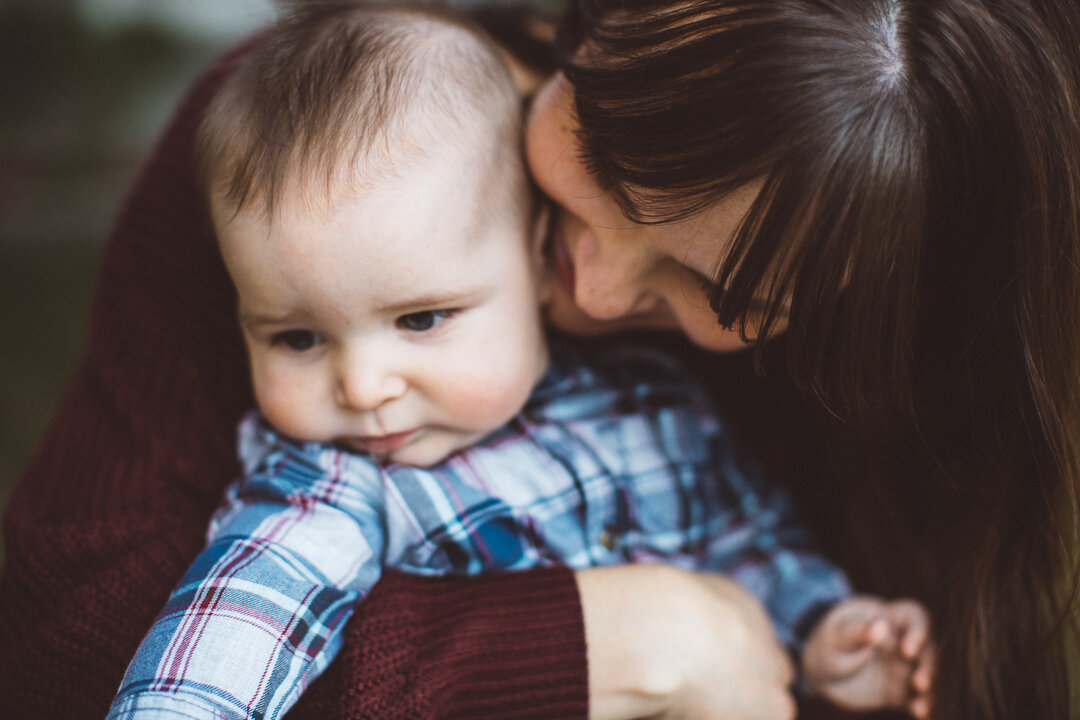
837;614;890;651
884;599;932;659
908;644;936;719
909;693;932;719
823;597;891;651
911;643;936;693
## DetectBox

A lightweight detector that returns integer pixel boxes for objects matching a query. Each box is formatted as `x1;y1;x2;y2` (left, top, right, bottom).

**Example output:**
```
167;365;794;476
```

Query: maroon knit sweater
0;39;891;720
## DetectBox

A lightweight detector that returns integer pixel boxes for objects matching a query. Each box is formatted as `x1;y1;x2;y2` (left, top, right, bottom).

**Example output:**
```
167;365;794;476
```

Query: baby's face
214;142;548;467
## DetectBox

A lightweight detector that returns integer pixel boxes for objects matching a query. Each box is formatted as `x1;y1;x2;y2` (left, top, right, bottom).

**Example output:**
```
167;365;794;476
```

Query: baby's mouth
348;430;417;455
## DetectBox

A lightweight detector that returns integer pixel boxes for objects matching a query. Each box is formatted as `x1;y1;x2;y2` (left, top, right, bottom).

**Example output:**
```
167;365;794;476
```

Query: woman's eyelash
698;276;722;303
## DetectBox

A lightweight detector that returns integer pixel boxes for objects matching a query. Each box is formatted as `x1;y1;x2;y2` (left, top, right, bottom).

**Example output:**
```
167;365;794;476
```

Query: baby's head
198;1;548;466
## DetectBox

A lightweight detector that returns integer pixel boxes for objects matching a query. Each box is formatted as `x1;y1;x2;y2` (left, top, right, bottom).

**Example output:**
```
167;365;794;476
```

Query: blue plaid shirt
108;340;850;720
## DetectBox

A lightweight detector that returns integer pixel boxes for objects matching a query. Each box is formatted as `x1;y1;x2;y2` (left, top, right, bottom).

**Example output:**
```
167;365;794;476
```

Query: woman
528;0;1080;718
1;1;1076;719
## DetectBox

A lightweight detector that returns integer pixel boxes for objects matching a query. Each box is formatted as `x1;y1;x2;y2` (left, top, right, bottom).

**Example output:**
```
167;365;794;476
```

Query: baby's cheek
442;363;535;430
253;372;318;439
256;390;304;437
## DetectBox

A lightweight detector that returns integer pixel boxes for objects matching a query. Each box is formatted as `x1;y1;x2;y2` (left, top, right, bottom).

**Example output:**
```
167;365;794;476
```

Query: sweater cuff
439;567;588;719
292;566;589;720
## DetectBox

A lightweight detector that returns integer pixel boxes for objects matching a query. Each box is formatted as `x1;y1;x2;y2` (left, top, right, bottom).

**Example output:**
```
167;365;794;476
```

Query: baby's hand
801;596;935;718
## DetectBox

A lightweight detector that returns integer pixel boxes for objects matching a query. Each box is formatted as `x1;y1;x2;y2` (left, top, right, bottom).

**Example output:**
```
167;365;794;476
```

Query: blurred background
0;0;292;560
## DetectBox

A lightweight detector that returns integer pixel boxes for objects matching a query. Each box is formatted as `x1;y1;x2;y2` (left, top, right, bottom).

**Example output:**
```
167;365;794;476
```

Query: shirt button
600;526;620;551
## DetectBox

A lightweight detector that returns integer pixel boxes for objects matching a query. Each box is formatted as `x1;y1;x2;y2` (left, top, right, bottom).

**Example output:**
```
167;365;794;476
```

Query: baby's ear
537;269;556;307
530;201;554;303
535;247;556;306
529;200;550;253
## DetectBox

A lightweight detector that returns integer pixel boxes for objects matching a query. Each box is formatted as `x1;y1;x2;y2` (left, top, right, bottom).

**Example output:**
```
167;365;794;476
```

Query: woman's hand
577;565;796;720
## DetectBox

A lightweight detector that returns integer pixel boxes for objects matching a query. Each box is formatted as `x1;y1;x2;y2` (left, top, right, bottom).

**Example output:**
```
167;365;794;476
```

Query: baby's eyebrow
375;287;485;315
238;310;304;328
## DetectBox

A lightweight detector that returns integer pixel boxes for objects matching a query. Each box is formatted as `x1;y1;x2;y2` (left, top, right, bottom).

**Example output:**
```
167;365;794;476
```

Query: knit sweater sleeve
0;43;587;720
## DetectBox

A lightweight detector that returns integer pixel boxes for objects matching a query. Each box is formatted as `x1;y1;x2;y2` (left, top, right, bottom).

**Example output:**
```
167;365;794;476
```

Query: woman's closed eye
397;309;456;333
271;329;324;352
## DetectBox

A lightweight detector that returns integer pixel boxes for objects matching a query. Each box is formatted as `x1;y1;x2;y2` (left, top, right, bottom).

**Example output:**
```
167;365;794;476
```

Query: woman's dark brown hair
558;0;1080;716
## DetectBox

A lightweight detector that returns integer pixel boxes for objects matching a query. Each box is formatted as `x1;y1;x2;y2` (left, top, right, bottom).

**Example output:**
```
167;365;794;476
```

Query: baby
107;3;933;719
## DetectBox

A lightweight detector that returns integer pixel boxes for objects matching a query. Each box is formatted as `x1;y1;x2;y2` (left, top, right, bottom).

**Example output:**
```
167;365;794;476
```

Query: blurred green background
0;0;280;561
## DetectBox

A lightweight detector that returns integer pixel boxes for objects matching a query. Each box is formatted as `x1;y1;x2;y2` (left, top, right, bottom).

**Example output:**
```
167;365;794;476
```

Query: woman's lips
349;430;416;455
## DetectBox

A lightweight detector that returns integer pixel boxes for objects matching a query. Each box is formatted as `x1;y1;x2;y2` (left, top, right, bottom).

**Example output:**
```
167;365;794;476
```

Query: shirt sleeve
543;339;850;658
704;427;852;656
108;418;388;720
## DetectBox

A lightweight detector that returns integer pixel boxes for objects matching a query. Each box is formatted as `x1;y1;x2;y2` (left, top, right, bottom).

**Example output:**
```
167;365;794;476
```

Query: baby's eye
271;329;322;351
397;309;455;332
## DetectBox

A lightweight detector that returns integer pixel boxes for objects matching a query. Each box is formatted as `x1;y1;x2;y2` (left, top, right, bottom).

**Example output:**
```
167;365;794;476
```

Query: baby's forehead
216;145;538;317
285;133;523;216
217;131;531;247
215;93;524;220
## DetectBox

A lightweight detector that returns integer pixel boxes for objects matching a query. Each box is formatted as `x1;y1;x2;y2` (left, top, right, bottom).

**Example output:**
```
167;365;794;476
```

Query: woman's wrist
577;565;685;719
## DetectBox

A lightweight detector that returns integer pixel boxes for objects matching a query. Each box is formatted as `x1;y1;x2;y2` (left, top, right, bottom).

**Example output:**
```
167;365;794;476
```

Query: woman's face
526;73;779;352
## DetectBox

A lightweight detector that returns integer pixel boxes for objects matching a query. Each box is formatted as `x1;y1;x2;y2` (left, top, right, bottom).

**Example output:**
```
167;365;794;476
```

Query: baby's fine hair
197;0;520;215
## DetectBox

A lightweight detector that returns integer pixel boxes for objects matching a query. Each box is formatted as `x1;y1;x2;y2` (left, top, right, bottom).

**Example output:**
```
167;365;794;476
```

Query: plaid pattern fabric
108;341;850;720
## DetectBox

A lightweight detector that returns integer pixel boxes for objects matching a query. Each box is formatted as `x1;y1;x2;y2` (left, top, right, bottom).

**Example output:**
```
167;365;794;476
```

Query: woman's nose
335;356;407;412
571;233;656;320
